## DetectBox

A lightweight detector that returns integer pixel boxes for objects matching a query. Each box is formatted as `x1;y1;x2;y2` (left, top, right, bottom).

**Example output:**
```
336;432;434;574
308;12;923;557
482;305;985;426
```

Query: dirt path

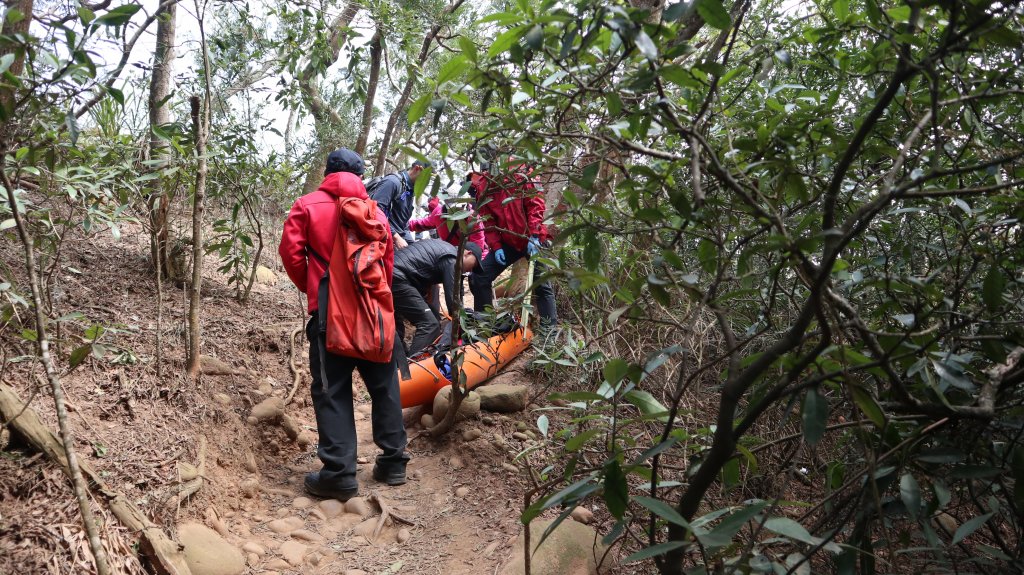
229;397;527;575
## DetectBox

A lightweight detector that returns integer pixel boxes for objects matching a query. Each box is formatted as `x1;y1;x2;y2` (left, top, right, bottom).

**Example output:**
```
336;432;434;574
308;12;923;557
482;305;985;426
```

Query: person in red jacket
408;196;489;258
468;166;557;327
279;148;409;501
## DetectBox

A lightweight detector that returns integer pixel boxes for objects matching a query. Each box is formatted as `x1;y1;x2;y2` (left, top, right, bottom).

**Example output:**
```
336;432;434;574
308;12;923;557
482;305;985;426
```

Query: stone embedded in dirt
279;540;308;566
267;516;304;535
306;552;322;566
525;431;537;441
454;486;470;498
482;416;496;426
512;432;528;441
493;435;507;448
432;387;481;422
266;558;290;570
344;570;369;575
352;518;378;539
462;428;483;441
570;506;594;525
356;403;372;415
241;542;265;556
291;529;324;544
243;448;258;473
449;455;465;469
178;461;199;482
291;496;313;510
281;414;301;441
254;265;278;285
257;381;274;395
501;518;608;575
502;462;518;473
396;528;411;544
318;499;345;519
178;522;245;575
516;421;528;432
246;552;259;567
200;355;236;376
297;432;314;449
420;413;435;428
331;513;364;533
212;393;232;406
345;497;372;518
411;469;423;480
477;384;529;413
356;456;369;464
250;397;284;422
484;540;500;557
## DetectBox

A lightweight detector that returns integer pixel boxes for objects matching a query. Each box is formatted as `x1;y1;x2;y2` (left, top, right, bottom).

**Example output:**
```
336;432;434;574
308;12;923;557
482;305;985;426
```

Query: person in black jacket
368;160;430;249
393;239;483;357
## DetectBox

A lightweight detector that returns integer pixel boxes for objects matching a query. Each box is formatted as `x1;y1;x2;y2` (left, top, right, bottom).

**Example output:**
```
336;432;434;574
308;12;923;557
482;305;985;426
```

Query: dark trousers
307;314;408;487
392;276;440;357
469;245;557;324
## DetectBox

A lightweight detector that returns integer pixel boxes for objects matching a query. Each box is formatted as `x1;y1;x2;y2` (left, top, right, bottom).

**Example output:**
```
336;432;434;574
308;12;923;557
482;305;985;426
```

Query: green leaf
407;93;431;125
436;55;467;85
624;390;669;420
801;388;827;446
69;344;92;368
94;4;141;26
565;428;604;451
458;36;478;62
634;495;690;527
488;26;527;58
982;265;1005;312
0;54;14;76
951;512;993;545
603;460;628;519
664;1;688;21
762;517;840;552
77;6;95;24
603;358;629;386
900;473;921;520
700;501;769;548
696;0;731;30
850;385;886;428
832;0;849;21
634;31;658;61
622;541;686;563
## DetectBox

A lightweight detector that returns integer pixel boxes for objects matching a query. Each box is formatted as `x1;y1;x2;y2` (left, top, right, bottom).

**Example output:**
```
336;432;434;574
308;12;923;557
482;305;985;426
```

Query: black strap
393;335;411;381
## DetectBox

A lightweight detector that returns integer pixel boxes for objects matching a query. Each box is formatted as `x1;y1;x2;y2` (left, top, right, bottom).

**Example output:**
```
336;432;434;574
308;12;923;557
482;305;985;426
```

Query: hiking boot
303;471;358;501
372;464;407;486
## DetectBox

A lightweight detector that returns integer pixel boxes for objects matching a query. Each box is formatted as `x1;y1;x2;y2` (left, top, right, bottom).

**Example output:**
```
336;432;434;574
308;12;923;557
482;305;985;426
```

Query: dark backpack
364;174;409;218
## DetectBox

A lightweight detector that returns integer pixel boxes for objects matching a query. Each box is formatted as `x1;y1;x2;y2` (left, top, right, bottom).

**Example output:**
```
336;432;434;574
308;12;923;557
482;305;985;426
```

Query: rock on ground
279;540;308;566
178;522;245;575
432;387;481;422
250;397;285;422
199;355;235;376
501;518;607;575
254;265;278;285
570;506;594;525
476;383;529;413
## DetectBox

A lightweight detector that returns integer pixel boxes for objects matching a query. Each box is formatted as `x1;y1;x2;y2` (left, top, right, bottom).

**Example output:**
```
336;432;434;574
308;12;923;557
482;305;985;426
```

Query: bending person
392;239;483;357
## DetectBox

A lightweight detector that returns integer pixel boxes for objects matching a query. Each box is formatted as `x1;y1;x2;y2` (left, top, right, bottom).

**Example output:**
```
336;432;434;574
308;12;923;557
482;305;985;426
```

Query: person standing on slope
368;160;430;249
468;165;557;329
279;148;409;500
408;196;489;258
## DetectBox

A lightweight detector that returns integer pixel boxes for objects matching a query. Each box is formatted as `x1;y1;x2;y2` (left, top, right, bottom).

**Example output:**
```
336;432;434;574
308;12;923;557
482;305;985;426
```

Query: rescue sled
398;325;532;408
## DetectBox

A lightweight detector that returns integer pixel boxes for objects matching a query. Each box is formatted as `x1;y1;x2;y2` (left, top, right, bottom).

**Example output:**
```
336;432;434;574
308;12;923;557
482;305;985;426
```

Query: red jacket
280;172;394;314
470;171;549;253
408;201;489;257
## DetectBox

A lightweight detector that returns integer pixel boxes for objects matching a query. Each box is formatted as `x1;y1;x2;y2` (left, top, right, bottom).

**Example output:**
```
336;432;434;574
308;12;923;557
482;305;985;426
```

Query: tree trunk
0;0;34;133
147;0;177;271
374;0;467;174
1;166;111;575
186;95;207;377
354;30;382;157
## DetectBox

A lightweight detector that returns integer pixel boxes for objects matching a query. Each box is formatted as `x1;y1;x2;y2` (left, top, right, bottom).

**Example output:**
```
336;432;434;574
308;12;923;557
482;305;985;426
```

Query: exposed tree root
285;326;303;405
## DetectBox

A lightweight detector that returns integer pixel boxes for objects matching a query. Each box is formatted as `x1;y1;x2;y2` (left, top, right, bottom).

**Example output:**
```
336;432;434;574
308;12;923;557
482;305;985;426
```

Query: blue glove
494;248;506;266
527;236;541;257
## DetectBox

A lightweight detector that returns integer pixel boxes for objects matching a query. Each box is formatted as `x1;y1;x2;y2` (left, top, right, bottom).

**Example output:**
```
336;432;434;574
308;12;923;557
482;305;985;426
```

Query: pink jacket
408;201;488;257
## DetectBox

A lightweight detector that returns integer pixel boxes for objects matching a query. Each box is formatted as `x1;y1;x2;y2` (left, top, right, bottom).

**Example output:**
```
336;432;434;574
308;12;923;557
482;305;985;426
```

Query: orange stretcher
398;326;533;408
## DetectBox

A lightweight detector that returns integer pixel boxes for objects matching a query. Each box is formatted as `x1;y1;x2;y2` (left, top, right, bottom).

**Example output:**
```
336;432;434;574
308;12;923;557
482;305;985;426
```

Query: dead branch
285;326;303;405
0;382;193;575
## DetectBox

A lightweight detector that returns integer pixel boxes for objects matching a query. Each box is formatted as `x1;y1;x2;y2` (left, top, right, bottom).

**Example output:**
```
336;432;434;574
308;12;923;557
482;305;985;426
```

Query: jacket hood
318;171;370;199
339;197;389;242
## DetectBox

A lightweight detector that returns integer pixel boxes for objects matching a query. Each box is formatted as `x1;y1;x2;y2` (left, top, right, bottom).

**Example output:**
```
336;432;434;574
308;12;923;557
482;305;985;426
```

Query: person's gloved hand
494;248;506;266
526;236;542;257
